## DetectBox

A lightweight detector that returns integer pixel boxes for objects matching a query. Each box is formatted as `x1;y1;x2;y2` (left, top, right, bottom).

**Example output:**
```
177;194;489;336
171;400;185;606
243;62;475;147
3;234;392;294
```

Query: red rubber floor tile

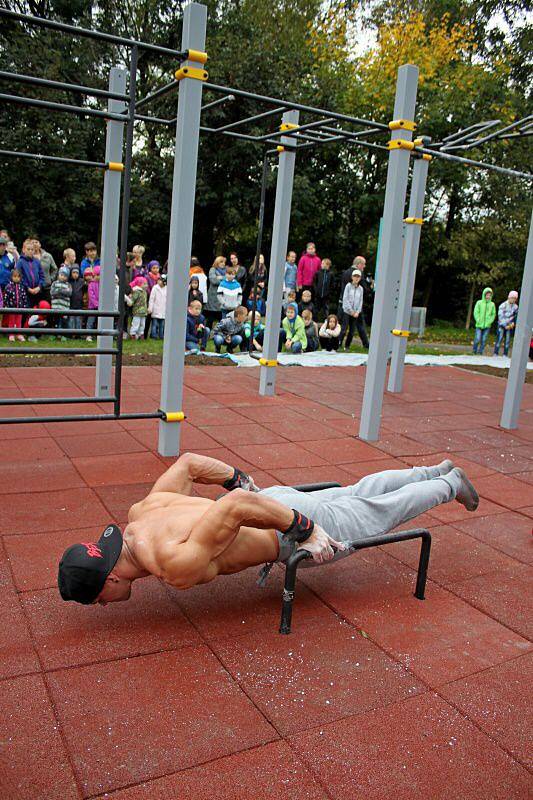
514;469;533;485
198;422;289;447
95;740;328;800
298;547;428;621
452;511;533;563
49;646;277;796
0;420;49;438
264;418;350;441
172;565;335;641
519;505;533;519
0;458;85;494
0;486;110;536
301;437;390;464
290;692;532;800
0;553;39;679
54;430;148;458
4;526;105;591
373;433;442;457
44;417;122;436
399;451;496;478
94;481;153;520
473;473;533;510
428;494;507;524
129;421;222;451
4;435;65;463
72;451;167;487
354;585;532;686
448;562;533;639
226;442;328;470
214;618;425;735
23;578;201;669
466;446;533;474
0;674;79;800
385;523;516;586
440;652;533;766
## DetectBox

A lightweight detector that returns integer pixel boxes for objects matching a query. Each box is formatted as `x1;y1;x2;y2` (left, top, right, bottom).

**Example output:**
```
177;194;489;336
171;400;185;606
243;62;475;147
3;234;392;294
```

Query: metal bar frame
0;412;163;425
0;327;117;336
0;69;129;102
0;92;129;122
0;347;118;355
0;8;187;58
415;144;533;181
0;396;116;406
135;80;179;110
279;527;431;634
445;115;533;151
2;308;119;317
0;148;106;169
211;106;287;133
248;151;271;353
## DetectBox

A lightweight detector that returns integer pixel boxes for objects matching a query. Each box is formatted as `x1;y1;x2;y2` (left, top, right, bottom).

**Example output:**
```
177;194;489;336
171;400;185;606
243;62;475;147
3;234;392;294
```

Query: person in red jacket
297;242;322;296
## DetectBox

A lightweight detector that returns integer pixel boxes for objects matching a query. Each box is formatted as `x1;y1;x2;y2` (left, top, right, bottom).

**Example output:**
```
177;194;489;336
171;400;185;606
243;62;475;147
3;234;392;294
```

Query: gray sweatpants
259;465;461;567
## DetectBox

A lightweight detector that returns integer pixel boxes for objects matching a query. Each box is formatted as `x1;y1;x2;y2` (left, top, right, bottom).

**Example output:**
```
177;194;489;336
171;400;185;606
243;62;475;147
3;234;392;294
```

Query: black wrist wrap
282;509;314;543
223;467;247;491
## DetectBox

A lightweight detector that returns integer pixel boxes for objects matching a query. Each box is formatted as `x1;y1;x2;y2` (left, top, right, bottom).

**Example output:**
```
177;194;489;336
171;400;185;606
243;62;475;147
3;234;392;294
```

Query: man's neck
115;540;150;581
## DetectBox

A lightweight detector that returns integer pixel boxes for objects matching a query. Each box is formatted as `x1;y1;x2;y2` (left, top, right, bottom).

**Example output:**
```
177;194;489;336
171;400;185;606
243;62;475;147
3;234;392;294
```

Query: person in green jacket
281;302;307;353
472;286;496;355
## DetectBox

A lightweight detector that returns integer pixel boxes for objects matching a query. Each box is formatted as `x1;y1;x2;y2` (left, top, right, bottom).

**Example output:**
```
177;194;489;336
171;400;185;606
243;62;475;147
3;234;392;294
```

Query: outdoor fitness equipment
0;3;531;452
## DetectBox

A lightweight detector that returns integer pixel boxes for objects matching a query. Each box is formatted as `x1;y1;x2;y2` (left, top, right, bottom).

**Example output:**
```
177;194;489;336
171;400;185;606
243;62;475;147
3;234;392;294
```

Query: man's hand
223;467;260;492
297;524;346;564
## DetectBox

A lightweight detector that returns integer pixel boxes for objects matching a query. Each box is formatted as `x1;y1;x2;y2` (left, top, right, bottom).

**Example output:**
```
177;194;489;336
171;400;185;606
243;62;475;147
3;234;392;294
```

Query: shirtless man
58;452;479;606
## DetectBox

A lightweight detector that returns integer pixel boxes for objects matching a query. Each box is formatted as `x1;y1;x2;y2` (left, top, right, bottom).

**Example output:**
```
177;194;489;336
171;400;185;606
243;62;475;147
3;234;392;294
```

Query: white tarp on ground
231;351;533;369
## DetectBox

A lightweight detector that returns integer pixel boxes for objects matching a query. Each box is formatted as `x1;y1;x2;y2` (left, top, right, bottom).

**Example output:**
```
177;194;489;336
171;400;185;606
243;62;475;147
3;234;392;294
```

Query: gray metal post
359;64;418;440
95;67;127;397
158;2;207;456
259;109;299;396
388;154;429;392
500;209;533;429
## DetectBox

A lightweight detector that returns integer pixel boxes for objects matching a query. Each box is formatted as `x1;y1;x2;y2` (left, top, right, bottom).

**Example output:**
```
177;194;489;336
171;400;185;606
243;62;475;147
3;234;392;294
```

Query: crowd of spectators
0;231;377;354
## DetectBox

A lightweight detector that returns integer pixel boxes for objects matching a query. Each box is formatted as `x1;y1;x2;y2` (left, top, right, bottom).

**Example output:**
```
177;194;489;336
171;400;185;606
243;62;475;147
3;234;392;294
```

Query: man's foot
436;459;454;475
453;467;479;512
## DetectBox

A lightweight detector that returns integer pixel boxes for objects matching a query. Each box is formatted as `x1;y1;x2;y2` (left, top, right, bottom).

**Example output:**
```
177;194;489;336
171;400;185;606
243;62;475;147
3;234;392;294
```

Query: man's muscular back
125;491;280;588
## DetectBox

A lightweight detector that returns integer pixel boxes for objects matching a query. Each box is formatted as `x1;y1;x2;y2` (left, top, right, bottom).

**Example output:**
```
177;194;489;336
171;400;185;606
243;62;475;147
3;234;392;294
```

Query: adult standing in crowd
131;244;146;279
229;252;247;290
205;255;227;328
297;242;321;296
247;253;268;296
341;268;369;350
0;230;17;264
189;257;208;303
0;235;13;288
31;237;58;303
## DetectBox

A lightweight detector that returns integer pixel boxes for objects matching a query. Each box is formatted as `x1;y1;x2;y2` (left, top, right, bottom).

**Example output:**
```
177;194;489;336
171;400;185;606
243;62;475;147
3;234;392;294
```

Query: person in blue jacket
0;236;12;288
186;299;210;351
17;239;45;308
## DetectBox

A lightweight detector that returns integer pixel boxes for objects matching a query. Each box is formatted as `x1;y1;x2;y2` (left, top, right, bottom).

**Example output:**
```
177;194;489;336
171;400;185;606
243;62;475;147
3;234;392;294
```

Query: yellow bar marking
404;217;424;225
259;358;278;367
280;122;299;131
387;139;415;151
391;329;411;338
107;162;124;172
187;49;208;65
175;66;209;82
389;119;417;132
163;411;185;422
422;154;432;161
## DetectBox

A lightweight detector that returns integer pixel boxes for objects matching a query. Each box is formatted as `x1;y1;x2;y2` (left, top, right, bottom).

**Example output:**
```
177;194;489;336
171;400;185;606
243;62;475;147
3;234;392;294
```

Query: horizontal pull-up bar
444;114;533;152
0;327;117;336
203;81;390;131
0;411;164;425
0;8;187;59
211;106;287;133
135;80;179;111
0;92;129;122
0;69;129;102
4;308;120;317
0;148;107;170
416;144;533;180
0;347;118;355
0;396;117;406
200;125;287;149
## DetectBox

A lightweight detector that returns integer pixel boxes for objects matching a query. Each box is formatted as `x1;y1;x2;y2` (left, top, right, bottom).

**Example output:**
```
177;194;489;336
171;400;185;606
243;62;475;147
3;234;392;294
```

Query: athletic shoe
8;335;15;342
16;335;25;342
86;336;93;341
453;467;479;512
28;336;37;342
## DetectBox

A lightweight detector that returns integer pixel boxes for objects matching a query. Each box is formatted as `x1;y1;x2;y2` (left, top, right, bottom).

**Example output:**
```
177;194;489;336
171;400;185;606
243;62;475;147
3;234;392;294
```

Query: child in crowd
80;241;100;275
244;310;265;352
28;300;51;332
146;261;160;294
301;308;319;352
281;302;307;354
472;286;496;355
62;248;78;275
18;239;44;312
283;251;297;298
213;305;248;353
129;276;148;339
188;276;204;306
189;257;208;303
131;245;146;279
186;299;210;351
217;266;243;313
86;265;101;340
68;265;84;331
3;267;28;341
298;289;315;317
319;314;342;351
313;257;333;320
50;266;72;339
341;268;369;349
246;285;266;317
494;290;519;356
148;274;167;339
282;288;297;316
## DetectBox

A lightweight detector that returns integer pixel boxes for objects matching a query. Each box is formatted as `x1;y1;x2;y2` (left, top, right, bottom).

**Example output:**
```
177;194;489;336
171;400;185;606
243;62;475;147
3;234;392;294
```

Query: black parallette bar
0;70;129;102
0;411;164;425
0;327;117;336
0;93;129;122
0;9;187;58
0;396;117;406
1;308;119;317
0;347;118;355
0;148;106;169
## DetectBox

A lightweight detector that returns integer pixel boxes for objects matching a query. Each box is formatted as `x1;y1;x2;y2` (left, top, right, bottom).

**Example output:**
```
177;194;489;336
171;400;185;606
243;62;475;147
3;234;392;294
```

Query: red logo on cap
82;542;103;559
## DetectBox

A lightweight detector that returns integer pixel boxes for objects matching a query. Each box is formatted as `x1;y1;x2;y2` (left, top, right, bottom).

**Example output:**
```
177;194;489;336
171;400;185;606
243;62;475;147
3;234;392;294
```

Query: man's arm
149;452;236;496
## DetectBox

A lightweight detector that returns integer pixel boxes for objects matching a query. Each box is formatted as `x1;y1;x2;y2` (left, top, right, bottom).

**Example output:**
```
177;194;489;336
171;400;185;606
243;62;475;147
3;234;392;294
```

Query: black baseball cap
58;524;123;605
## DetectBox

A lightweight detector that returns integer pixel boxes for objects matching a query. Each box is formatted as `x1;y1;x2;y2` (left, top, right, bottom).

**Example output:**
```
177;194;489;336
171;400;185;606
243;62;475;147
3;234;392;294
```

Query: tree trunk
465;283;475;329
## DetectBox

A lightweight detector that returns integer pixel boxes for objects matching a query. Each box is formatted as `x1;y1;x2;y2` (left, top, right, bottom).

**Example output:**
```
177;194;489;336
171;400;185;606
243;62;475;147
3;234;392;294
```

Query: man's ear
107;573;120;584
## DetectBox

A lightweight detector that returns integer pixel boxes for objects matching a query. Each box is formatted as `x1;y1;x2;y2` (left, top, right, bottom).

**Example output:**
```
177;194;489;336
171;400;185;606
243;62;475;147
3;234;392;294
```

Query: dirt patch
453;364;533;383
1;352;237;368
